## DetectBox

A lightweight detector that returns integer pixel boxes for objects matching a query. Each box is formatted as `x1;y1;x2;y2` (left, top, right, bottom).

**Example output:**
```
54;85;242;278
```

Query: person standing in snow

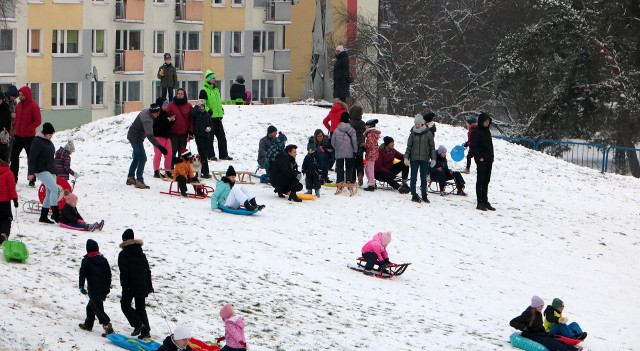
470;112;495;211
156;325;194;351
79;239;115;337
118;229;153;340
166;88;193;170
158;53;179;101
333;45;351;103
309;129;333;183
301;143;321;198
4;86;18;161
463;116;478;174
211;166;265;211
11;86;42;186
331;112;358;189
229;73;248;103
126;104;167;189
215;304;247;351
200;70;232;161
0;92;11;161
404;114;436;203
349;104;366;186
362;119;381;191
28;123;59;224
152;98;175;178
361;232;393;276
54;140;78;180
0;157;18;244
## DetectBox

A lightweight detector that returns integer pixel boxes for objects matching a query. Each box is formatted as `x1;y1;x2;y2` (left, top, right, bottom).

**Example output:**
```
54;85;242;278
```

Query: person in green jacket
211;166;264;212
404;114;436;204
199;70;232;161
157;53;179;101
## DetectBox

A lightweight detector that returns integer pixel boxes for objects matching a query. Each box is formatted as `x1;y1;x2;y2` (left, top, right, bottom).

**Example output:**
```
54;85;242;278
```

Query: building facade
0;0;374;129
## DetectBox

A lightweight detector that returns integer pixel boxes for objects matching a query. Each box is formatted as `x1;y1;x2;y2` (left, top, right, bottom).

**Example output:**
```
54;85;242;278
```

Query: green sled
2;240;29;263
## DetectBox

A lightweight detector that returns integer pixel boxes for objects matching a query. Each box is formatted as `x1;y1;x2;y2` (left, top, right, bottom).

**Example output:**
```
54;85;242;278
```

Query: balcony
114;50;144;73
175;50;202;72
265;1;291;25
263;49;291;74
175;0;203;23
115;0;145;22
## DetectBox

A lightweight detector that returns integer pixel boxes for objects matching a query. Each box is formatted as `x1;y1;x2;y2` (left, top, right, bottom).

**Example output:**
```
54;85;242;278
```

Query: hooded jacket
118;239;153;297
543;305;563;332
79;240;112;301
190;105;213;137
331;122;357;159
470;113;494;162
361;232;390;262
199;70;224;118
210;176;233;208
230;81;247;101
14;86;42;137
28;134;57;175
322;102;347;133
349;105;366;146
61;203;83;225
333;50;351;98
363;128;381;161
405;126;436;162
223;315;246;349
0;163;18;202
270;152;301;192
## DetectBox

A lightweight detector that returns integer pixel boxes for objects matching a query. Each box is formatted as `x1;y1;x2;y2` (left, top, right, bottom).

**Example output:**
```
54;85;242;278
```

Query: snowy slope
1;105;639;351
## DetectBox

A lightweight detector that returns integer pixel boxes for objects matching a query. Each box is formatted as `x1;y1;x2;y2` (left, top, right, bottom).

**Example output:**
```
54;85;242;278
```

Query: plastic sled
297;193;317;200
38;177;72;209
323;182;337;188
450;144;466;162
59;223;87;231
349;257;411;279
189;338;221;351
218;205;260;215
2;240;29;263
106;333;161;351
509;332;549;351
554;335;582;346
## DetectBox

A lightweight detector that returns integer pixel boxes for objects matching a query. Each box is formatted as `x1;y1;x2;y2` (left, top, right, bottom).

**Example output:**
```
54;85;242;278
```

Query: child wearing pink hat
361;231;393;275
215;304;246;351
60;189;104;231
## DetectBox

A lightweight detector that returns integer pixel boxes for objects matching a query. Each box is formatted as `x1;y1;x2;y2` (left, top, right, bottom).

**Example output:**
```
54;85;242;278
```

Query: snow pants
364;159;376;186
549;322;583;339
225;186;256;209
0;201;12;237
121;292;150;334
362;251;380;271
84;298;111;330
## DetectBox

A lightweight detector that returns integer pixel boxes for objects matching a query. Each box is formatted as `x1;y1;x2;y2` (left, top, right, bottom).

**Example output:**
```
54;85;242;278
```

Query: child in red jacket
0;157;18;243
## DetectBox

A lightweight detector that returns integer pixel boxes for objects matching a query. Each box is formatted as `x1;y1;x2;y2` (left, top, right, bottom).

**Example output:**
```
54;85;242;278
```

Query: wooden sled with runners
212;170;254;184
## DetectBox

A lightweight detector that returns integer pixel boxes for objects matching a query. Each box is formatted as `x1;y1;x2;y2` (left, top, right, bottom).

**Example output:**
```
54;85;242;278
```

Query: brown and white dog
191;154;202;178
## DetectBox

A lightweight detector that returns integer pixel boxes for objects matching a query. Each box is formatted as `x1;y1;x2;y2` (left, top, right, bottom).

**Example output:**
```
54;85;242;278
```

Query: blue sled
106;333;162;351
218;205;260;215
510;332;549;351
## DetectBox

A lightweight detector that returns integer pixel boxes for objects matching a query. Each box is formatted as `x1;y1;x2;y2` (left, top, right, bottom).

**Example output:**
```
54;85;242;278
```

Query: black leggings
475;159;492;204
362;251;379;270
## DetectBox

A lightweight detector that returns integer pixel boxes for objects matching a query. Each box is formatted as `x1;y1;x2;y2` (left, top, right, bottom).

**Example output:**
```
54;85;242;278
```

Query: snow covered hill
1;105;639;351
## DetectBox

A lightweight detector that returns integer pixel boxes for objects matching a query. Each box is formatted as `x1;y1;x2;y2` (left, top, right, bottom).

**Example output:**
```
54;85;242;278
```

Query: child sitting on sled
60;189;104;231
301;143;321;198
156;325;194;351
544;298;587;340
429;145;466;196
361;231;393;276
215;304;247;351
211;166;265;212
173;147;198;197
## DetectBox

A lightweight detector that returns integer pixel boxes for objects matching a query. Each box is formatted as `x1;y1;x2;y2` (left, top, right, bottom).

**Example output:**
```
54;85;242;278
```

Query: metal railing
492;135;536;150
604;146;640;177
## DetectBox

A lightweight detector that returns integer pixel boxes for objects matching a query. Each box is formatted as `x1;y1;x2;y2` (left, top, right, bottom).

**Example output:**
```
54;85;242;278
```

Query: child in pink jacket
361;231;392;275
215;304;246;351
363;119;381;191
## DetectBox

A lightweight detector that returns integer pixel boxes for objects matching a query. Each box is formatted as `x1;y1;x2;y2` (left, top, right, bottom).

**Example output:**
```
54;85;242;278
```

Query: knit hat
381;232;392;246
180;147;192;158
414;114;424;125
42;122;55;135
466;116;477;124
383;136;394;146
236;73;245;84
86;239;99;253
531;296;544;308
164;53;172;60
149;103;161;113
552;298;564;309
365;119;379;127
205;71;216;81
267;125;277;135
7;85;18;98
172;325;191;340
196;99;205;107
220;304;235;321
226;165;236;177
64;191;78;207
122;228;134;241
340;111;350;123
423;112;435;123
437;145;447;154
155;97;166;107
64;140;75;153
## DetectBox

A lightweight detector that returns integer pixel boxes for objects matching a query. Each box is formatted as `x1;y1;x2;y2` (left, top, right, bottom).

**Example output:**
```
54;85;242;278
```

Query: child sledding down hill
544;298;587;340
361;232;393;276
211;166;265;212
216;304;247;351
60;189;104;231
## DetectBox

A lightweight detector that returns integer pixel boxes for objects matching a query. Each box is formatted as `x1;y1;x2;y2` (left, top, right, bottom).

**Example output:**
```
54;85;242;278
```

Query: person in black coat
118;229;154;339
229;74;247;102
190;100;213;177
510;296;581;351
0;92;11;161
333;45;351;102
470;112;495;211
78;239;115;336
270;144;303;202
302;143;321;197
28;123;60;224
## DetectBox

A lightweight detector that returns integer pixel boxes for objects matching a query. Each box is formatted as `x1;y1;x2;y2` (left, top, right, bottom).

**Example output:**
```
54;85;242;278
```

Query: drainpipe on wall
281;25;286;98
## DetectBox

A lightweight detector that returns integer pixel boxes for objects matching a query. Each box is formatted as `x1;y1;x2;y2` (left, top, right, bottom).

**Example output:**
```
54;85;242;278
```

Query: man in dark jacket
79;239;115;336
190;100;213;178
10;86;41;185
127;104;167;189
333;45;351;102
270;144;303;202
28;123;59;223
470;112;495;211
257;125;278;173
374;136;410;193
118;229;153;340
158;53;179;101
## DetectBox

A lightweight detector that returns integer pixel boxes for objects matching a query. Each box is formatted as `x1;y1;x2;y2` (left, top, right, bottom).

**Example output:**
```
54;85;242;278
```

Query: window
115;30;142;51
231;0;244;6
154;30;165;54
175;31;201;69
212;0;225;6
252;79;274;102
26;83;41;106
179;81;199;100
0;29;14;51
253;0;266;7
52;30;79;54
27;29;41;54
231;31;243;55
115;80;142;114
91;81;104;106
51;82;79;107
152;81;162;102
253;31;275;53
92;30;105;54
211;31;222;55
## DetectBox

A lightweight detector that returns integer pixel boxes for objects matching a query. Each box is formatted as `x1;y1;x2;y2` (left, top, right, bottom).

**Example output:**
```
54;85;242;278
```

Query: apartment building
0;0;374;130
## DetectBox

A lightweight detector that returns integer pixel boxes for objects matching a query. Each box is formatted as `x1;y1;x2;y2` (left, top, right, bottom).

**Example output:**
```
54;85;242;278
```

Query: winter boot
411;195;422;203
456;187;467;196
135;180;150;189
288;192;302;202
364;186;375;191
89;223;99;232
126;176;136;185
102;323;115;337
138;326;151;340
131;324;146;336
305;189;312;194
476;203;487;211
243;200;257;211
0;233;7;244
462;167;470;174
315;188;321;198
51;205;60;223
153;170;160;178
484;202;496;211
249;198;258;207
165;171;173;178
39;207;54;224
79;323;92;331
357;172;364;186
363;270;374;276
421;195;430;203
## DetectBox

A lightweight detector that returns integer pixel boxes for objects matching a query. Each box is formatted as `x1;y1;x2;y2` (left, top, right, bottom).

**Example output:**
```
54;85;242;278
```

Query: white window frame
91;81;105;108
252;30;275;54
115;30;143;51
0;29;15;52
152;81;161;102
212;0;225;7
230;31;243;56
252;79;274;102
91;0;108;5
211;31;223;56
26;82;42;108
153;30;166;55
231;0;244;7
52;29;81;56
51;82;80;109
27;29;42;55
91;29;106;55
179;80;199;100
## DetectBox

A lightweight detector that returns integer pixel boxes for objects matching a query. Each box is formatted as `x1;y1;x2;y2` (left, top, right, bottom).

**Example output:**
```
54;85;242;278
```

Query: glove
158;145;168;155
404;158;410;166
205;126;212;133
278;131;287;142
379;262;387;269
215;337;225;343
296;173;302;181
558;317;568;323
80;288;87;295
464;141;469;148
73;172;81;179
13;199;18;208
430;160;436;168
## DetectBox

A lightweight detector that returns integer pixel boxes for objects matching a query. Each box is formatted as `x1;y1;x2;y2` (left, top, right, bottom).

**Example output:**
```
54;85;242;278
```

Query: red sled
160;181;214;199
554;335;582;346
349;257;411;279
38;177;73;209
188;338;221;351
